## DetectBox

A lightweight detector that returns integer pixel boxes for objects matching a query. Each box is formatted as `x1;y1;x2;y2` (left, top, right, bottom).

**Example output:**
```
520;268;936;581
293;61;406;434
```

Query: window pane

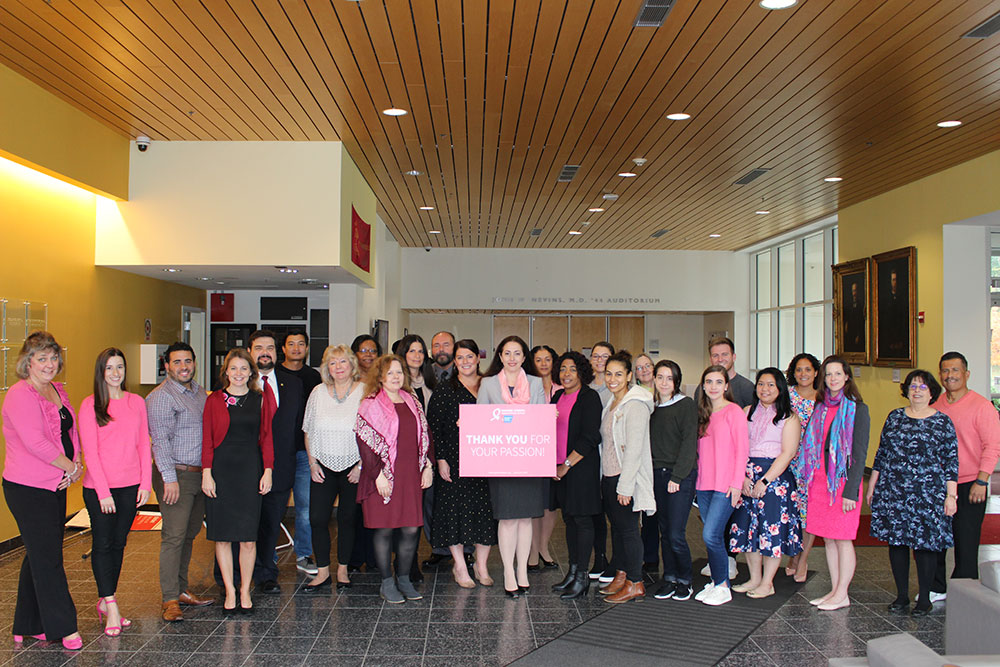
804;304;825;360
756;312;771;369
803;234;824;302
778;309;795;371
832;227;838;264
778;244;795;306
756;251;771;309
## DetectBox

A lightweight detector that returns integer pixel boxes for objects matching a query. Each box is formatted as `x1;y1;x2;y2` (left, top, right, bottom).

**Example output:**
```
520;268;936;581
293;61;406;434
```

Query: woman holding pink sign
477;335;547;598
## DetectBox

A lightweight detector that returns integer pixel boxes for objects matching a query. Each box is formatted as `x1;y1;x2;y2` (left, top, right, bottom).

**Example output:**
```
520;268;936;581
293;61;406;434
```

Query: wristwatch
563;458;573;468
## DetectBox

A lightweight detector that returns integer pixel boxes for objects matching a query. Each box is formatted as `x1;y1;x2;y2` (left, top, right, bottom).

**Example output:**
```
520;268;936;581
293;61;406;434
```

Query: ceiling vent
650;228;670;238
733;167;771;185
529;228;543;236
634;0;676;27
557;165;580;182
964;11;1000;38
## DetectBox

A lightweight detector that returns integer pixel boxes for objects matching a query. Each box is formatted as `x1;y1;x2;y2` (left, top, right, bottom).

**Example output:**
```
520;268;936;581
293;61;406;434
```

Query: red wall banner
351;205;371;272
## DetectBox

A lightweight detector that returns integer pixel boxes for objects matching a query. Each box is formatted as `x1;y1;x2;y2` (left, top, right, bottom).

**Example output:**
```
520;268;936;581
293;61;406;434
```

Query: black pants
593;509;608;563
642;511;660;565
563;511;596;569
934;480;988;592
3;480;77;640
603;475;642;583
889;545;938;607
83;485;138;597
309;464;358;568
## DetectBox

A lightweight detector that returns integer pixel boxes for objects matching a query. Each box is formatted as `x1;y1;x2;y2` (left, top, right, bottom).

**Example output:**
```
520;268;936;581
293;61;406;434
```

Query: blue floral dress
730;404;803;559
869;408;958;551
788;387;815;523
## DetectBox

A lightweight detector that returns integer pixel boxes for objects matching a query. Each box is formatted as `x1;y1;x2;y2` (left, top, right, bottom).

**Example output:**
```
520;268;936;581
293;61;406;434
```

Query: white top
302;382;363;472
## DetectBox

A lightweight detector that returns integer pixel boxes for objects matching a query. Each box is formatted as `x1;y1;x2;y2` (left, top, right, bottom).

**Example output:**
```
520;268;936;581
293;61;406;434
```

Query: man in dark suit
247;329;305;594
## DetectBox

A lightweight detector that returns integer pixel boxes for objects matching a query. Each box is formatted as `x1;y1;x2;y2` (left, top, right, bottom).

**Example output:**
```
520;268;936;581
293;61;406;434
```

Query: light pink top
933;390;1000;483
696;402;750;493
1;381;80;491
748;403;785;459
555;390;579;462
80;393;153;500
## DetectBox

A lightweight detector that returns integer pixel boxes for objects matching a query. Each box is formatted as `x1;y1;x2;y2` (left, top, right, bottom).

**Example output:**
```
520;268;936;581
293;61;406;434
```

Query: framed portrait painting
832;258;871;365
872;246;916;367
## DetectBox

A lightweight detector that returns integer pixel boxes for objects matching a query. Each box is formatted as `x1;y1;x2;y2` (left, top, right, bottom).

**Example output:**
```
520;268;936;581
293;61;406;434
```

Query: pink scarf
499;369;532;404
355;388;431;503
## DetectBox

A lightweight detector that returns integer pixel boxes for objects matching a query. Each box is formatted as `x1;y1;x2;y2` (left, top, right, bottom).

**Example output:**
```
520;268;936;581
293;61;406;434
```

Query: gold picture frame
832;258;871;366
871;246;917;367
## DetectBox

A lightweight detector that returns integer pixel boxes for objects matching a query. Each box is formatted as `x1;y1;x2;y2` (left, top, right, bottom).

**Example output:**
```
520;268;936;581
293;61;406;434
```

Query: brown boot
605;580;646;604
179;591;214;606
161;599;183;622
598;570;627;595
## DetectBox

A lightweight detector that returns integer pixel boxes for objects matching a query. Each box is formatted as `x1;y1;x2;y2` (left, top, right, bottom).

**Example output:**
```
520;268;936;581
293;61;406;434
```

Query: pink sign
458;404;557;478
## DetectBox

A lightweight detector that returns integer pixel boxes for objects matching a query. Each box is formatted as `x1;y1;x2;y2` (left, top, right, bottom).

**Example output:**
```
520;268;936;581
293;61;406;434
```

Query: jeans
654;467;696;584
603;475;642;583
697;489;735;586
293;451;312;560
83;485;139;597
934;480;989;592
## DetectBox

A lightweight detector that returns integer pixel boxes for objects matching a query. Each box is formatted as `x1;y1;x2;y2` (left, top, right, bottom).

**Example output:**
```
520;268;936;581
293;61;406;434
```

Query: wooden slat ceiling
3;0;1000;250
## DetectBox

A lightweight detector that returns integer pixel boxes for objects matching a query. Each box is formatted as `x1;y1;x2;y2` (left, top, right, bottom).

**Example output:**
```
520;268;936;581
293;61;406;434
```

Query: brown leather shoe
179;591;214;607
598;570;627;595
161;599;183;622
605;580;646;604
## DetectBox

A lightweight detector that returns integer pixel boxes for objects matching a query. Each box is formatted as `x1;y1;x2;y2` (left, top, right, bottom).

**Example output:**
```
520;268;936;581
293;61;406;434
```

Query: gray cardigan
605;385;656;514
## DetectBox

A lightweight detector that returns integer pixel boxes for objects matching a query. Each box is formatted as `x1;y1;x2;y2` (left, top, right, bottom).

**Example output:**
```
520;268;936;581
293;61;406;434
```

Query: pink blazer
1;380;80;491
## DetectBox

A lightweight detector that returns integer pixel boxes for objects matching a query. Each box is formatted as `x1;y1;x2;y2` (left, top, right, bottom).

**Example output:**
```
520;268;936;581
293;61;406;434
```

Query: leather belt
175;464;203;472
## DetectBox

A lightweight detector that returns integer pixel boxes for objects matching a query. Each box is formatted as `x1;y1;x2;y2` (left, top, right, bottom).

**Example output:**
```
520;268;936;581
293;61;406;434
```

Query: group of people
0;327;997;648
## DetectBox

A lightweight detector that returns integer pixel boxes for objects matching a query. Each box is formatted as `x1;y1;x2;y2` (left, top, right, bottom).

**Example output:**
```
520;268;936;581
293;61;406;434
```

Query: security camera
424;246;431;252
136;135;150;152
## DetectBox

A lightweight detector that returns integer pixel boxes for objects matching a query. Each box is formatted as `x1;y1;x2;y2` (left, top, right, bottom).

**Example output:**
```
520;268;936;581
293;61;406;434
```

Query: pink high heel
96;597;131;637
61;635;83;650
13;634;46;643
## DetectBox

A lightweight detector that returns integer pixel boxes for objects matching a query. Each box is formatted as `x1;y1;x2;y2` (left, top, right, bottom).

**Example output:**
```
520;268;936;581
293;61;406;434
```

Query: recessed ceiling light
824;177;843;182
759;0;797;8
937;120;962;128
278;267;298;274
428;230;442;234
568;230;583;235
755;210;770;215
709;233;722;238
322;284;329;288
197;277;213;281
580;221;591;226
419;205;434;210
588;207;605;212
666;112;691;121
618;172;637;178
382;108;407;116
163;268;181;273
215;281;226;285
404;170;422;176
602;193;618;200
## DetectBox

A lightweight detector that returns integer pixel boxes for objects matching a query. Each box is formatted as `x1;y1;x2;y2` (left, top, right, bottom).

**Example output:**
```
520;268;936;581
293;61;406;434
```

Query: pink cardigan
1;380;80;491
696;402;750;494
79;393;153;500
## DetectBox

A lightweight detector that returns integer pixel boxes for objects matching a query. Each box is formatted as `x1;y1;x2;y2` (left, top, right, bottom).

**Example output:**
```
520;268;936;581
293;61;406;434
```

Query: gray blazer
477;374;546;406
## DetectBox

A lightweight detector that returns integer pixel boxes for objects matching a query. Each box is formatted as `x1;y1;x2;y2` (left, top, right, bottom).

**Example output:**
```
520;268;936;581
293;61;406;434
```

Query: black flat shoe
239;604;254;615
541;558;558;569
223;604;238;616
526;563;540;572
504;588;520;598
301;578;331;594
888;599;909;613
912;604;932;617
336;580;352;590
518;585;530;594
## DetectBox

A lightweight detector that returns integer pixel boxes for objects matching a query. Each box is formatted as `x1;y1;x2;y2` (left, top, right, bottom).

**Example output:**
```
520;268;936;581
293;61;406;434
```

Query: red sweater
202;389;276;469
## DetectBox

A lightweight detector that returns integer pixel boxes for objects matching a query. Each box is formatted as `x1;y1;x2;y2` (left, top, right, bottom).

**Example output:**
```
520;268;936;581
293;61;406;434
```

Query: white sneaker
702;584;733;606
694;582;715;601
700;563;712;576
729;556;738;579
929;591;947;603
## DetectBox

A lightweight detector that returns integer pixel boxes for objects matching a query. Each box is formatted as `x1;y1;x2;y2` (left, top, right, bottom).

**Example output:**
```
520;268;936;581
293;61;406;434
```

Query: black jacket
267;366;305;493
552;385;603;516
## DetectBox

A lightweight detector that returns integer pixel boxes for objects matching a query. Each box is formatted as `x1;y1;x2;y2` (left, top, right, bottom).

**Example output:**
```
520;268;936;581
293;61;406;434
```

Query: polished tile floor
0;499;991;667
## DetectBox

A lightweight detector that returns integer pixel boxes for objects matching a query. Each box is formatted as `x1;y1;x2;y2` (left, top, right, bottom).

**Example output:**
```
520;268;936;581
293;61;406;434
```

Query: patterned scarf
798;390;856;504
355;389;431;504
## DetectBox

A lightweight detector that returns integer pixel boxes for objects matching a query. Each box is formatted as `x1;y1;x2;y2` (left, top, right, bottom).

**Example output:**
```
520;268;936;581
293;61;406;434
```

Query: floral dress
730;404;802;559
869;409;958;551
789;387;815;523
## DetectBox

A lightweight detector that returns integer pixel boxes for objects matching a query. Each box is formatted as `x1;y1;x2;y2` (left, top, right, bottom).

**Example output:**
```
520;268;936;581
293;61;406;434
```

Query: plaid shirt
146;377;207;484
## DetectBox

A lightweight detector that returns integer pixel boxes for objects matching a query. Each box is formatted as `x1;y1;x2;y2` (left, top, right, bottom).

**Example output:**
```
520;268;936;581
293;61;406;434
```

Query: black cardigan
551;385;603;516
649;395;699;482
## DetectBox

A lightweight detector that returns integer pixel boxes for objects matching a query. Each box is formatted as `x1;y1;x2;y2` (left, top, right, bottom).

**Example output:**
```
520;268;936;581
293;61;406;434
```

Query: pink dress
805;405;863;540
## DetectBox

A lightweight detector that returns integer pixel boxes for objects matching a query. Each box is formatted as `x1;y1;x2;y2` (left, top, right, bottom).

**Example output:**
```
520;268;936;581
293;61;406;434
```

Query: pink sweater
933;390;1000;483
80;393;153;500
696;402;750;493
1;380;80;491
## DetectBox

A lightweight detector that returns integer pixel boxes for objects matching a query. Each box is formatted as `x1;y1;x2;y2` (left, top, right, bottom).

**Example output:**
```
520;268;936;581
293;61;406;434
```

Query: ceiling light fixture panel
382;108;407;116
666;112;691;120
937;120;962;128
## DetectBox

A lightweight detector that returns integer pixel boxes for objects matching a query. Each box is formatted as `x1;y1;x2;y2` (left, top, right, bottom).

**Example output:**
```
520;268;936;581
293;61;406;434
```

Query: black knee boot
561;571;590;600
552;565;578;592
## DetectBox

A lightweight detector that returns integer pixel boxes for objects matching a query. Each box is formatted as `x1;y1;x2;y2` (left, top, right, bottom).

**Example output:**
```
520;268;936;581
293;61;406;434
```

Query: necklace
331;382;353;404
225;390;249;408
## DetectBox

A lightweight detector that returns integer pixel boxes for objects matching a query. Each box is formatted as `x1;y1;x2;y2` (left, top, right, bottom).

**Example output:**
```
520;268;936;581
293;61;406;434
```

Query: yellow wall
838;147;1000;463
0;156;205;542
0;63;129;200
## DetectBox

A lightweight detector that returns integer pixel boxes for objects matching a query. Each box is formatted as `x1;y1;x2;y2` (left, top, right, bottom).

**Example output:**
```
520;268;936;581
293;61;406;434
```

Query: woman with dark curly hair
550;351;603;599
529;344;562;570
867;370;958;616
785;352;820;581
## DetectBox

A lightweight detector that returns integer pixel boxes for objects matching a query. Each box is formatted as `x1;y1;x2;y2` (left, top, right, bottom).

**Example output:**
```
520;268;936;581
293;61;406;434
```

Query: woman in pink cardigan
1;332;84;650
79;348;152;637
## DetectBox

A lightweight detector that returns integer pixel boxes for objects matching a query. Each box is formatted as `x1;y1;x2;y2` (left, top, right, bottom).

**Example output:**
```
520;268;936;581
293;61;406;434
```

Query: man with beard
431;331;456;382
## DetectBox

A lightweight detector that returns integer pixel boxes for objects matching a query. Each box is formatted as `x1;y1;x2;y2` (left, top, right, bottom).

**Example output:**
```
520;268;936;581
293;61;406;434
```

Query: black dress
552;387;603;517
428;382;498;548
206;392;263;542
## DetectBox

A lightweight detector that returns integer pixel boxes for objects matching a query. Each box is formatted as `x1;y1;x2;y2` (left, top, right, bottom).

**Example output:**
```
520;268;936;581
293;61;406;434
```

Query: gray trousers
152;468;205;602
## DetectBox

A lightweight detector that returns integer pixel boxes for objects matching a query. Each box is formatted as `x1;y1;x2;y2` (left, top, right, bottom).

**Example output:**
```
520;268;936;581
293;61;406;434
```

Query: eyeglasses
591;354;610;361
636;364;653;371
909;383;929;391
359;347;377;354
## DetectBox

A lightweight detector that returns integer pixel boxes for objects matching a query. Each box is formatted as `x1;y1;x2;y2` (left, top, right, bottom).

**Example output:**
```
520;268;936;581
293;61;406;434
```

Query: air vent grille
529;228;543;237
635;0;675;27
734;167;771;185
964;11;1000;38
650;228;669;238
557;165;580;182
